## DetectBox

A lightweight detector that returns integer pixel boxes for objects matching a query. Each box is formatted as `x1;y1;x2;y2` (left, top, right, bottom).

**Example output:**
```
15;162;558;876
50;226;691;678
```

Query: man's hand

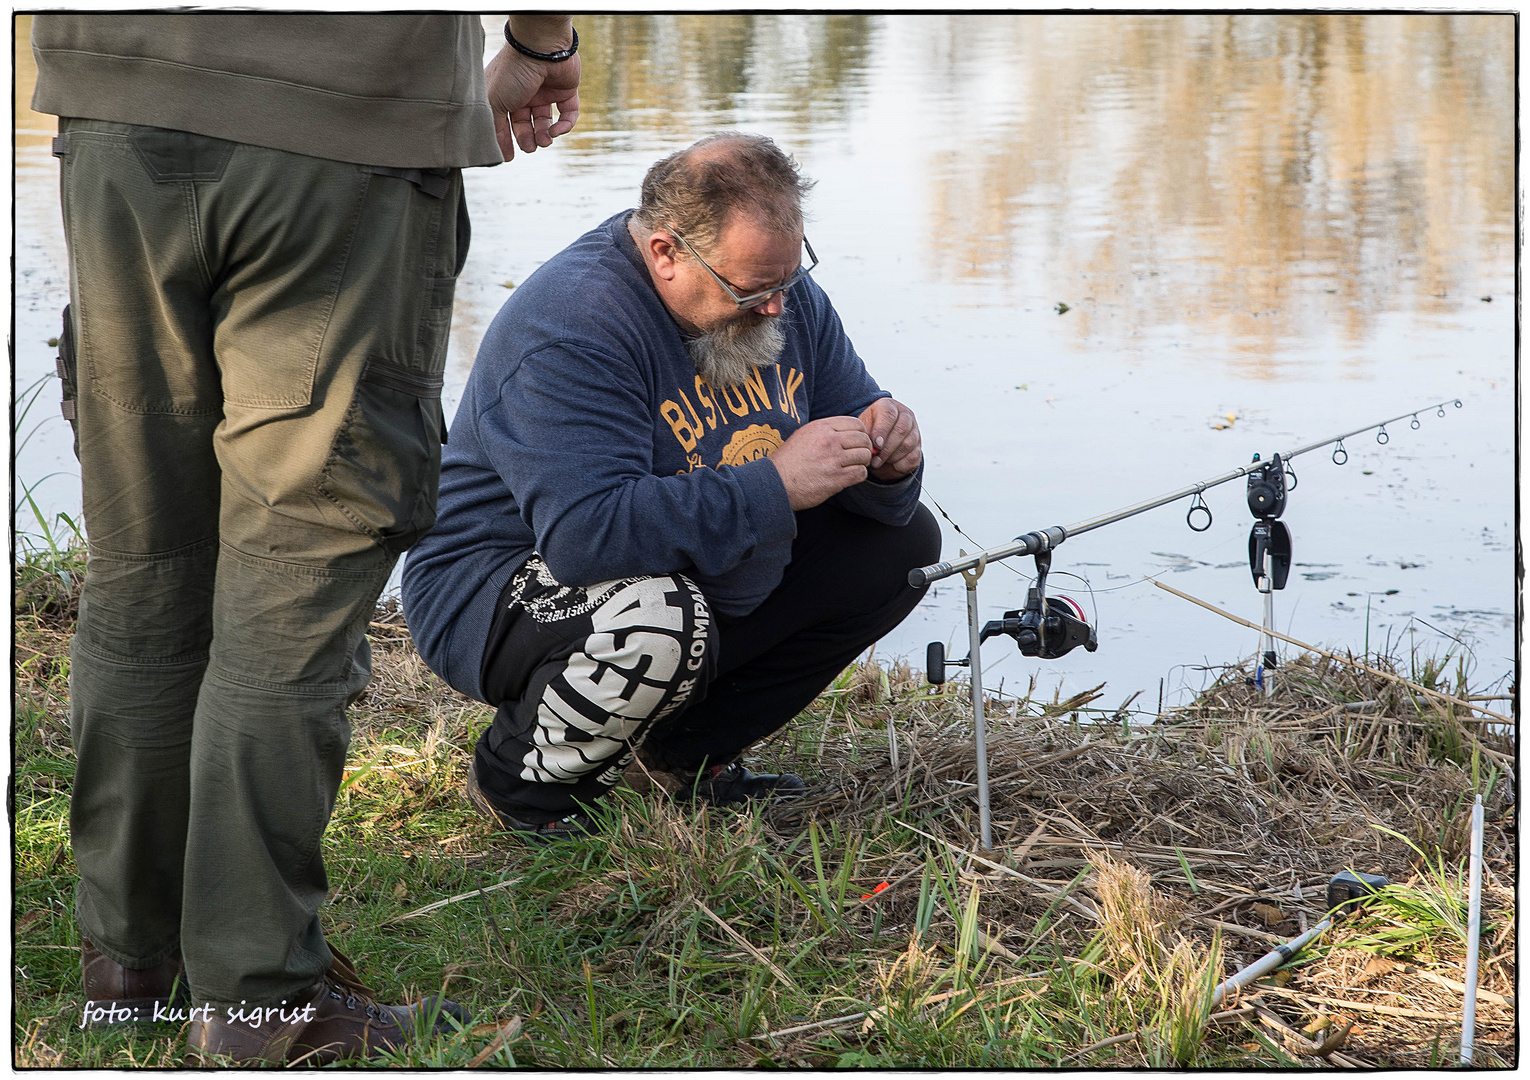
769;417;874;511
858;398;922;481
487;16;582;160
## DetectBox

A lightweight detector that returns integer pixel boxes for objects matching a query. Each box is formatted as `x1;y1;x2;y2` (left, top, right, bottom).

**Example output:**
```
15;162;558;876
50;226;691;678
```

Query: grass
12;544;1518;1068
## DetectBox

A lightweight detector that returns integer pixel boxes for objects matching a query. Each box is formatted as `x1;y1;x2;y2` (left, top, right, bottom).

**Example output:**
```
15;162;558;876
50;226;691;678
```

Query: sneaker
465;758;596;845
81;939;191;1027
680;761;808;807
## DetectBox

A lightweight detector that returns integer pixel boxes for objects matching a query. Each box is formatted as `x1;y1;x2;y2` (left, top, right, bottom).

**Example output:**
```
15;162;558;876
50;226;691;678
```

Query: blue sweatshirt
403;211;922;702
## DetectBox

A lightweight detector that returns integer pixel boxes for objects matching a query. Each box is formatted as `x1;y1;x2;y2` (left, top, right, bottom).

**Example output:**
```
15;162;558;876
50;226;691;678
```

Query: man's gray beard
686;312;786;388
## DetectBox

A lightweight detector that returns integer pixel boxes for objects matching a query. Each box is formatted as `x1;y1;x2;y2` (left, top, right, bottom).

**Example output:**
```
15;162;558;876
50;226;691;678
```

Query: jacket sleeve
476;342;798;588
798;281;925;526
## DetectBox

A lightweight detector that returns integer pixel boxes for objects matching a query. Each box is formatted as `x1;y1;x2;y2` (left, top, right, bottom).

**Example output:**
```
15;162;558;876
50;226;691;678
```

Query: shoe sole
465;761;593;844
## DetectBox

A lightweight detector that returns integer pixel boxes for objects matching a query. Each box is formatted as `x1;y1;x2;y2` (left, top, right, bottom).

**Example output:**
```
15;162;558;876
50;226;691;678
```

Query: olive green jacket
32;13;502;168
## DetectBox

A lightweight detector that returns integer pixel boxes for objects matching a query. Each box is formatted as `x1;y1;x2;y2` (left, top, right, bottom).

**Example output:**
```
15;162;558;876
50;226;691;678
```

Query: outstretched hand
858;397;922;481
486;19;582;160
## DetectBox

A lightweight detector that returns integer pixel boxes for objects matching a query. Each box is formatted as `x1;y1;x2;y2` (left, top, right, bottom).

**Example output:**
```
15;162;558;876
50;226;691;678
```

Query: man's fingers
883;440;921;474
860;400;896;447
870;408;915;467
511;110;534;154
547;94;580;139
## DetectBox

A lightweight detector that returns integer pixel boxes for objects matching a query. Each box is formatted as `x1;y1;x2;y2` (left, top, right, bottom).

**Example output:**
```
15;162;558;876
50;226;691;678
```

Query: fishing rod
911;398;1464;852
910;399;1463;588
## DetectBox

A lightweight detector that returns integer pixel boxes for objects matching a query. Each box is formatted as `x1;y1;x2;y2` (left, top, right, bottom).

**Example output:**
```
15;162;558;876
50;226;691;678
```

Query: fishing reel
926;549;1096;684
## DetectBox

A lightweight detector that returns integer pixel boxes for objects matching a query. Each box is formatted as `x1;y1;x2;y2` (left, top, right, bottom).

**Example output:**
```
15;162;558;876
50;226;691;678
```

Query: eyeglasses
668;228;818;310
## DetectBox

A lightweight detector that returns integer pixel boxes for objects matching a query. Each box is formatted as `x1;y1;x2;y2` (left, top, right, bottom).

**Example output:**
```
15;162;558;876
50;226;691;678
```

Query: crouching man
403;133;940;842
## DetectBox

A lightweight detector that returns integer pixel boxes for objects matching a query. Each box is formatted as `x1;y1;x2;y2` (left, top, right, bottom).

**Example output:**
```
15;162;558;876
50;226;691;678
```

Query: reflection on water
564;14;876;149
14;15;52;148
917;14;1513;367
16;13;1512;357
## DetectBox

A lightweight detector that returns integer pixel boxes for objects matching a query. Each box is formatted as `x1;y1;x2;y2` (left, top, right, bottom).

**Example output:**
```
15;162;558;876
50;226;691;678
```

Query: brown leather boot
80;939;191;1026
185;973;467;1065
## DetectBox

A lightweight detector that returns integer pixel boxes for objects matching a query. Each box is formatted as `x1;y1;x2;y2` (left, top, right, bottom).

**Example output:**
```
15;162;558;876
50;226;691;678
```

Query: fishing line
922;489;1029;580
1410;615;1477;653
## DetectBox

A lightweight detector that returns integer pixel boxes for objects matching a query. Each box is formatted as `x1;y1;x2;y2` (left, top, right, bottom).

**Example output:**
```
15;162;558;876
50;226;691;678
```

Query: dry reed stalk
1149;579;1512;726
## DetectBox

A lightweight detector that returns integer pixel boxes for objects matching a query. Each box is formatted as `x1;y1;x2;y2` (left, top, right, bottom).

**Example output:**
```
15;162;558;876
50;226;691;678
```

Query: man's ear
648;233;681;281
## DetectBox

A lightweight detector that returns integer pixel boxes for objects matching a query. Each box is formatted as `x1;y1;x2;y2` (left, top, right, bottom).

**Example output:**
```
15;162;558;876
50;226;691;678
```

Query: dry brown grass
755;649;1516;1066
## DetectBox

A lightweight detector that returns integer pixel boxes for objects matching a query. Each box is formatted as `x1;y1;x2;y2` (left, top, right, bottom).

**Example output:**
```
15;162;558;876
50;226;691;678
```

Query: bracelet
504;22;578;62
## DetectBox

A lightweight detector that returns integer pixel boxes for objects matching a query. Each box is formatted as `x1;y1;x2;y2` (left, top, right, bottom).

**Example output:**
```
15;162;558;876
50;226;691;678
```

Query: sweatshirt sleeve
799;281;925;526
477;341;798;588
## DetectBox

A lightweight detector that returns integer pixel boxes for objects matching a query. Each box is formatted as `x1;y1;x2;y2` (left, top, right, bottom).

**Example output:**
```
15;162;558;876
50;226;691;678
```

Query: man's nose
750;291;785;317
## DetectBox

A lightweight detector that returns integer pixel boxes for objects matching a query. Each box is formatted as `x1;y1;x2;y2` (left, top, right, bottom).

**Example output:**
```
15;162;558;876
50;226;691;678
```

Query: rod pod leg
1261;548;1275;699
960;557;993;852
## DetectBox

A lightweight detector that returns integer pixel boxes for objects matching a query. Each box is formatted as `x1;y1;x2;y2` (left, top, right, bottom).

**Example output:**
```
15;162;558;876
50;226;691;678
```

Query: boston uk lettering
661;365;803;454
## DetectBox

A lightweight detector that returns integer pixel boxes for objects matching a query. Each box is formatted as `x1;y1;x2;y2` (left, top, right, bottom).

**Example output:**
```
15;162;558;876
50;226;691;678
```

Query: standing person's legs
62;121;226;978
60;119;465;1007
641;501;941;771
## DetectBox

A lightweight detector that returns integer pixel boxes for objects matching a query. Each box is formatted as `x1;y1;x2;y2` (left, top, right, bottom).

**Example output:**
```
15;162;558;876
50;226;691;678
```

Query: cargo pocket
416;187;469;372
318;357;446;556
56;304;80;461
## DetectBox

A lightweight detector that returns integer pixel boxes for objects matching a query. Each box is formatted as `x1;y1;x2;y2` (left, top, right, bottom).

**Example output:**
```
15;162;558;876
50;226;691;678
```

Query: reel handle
925;640;973;685
909;561;949;588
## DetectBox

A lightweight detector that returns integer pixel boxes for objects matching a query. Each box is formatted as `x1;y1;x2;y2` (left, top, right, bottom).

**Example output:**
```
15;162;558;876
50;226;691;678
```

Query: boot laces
327;979;387;1022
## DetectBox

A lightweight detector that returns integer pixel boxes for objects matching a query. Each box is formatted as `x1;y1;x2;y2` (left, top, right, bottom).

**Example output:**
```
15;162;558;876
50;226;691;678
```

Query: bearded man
403;132;939;841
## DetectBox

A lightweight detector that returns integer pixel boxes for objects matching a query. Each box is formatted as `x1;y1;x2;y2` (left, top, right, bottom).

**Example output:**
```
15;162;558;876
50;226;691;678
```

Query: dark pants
57;118;465;1005
475;501;941;823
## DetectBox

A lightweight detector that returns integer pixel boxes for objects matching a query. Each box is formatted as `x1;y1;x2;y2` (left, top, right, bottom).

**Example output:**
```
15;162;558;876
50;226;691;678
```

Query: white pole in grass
1460;794;1485;1064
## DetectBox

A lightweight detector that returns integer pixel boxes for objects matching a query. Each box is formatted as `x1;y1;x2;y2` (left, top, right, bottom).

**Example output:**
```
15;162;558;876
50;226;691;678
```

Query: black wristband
504;22;578;62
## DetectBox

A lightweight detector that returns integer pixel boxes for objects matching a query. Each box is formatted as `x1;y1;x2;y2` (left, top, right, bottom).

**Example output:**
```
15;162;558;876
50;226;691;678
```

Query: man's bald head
634;132;815;253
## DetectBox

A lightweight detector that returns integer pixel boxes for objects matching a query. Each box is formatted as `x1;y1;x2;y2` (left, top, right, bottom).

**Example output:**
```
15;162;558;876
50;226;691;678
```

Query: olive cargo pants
56;118;465;1005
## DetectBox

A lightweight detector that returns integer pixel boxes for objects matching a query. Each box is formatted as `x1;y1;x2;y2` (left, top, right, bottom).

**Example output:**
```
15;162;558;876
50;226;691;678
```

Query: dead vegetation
756;650;1516;1067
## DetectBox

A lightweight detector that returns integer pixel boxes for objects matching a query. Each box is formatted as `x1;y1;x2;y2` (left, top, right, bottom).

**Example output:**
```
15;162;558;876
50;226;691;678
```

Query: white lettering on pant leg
520;701;588;784
519;580;690;785
566;631;681;717
591;577;685;633
521;683;637;783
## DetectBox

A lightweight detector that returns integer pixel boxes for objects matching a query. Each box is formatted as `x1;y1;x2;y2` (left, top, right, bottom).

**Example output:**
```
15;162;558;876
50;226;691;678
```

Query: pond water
14;14;1517;711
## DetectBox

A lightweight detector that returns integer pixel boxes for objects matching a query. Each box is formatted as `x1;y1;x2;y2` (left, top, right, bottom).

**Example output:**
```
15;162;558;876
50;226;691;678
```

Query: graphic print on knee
521;575;711;785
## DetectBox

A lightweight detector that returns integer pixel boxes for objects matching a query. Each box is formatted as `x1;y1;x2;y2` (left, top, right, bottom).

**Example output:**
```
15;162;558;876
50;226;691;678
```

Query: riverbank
14;551;1515;1067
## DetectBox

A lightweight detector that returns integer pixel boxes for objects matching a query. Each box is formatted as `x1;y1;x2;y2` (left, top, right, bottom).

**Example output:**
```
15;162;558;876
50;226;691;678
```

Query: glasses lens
733;266;811;309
